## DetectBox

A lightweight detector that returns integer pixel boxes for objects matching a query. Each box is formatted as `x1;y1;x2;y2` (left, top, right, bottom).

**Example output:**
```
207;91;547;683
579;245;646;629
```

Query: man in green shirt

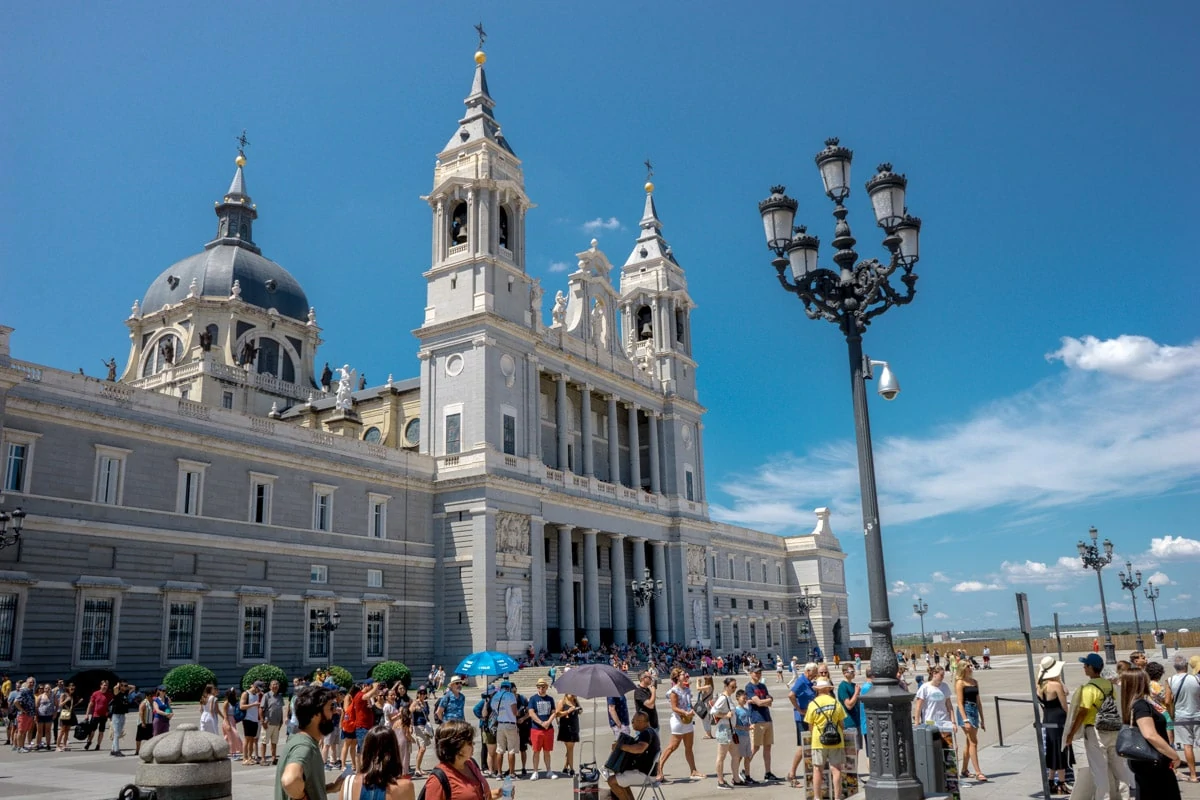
276;685;346;800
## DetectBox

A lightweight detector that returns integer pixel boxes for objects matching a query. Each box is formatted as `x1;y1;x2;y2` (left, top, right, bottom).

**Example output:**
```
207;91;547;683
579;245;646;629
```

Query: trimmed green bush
321;665;354;689
241;663;288;691
370;661;412;689
161;664;217;702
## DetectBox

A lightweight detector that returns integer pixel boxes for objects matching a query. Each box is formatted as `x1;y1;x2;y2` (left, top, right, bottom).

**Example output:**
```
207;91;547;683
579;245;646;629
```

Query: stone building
0;48;851;687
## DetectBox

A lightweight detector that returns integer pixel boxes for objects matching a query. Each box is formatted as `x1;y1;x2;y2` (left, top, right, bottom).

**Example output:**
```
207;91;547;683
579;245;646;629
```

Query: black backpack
416;767;451;800
1092;682;1121;733
817;705;842;746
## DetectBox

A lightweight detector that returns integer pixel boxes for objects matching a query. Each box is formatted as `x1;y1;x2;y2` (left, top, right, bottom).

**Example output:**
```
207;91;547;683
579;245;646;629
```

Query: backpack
1092;682;1121;732
231;699;246;723
817;704;842;746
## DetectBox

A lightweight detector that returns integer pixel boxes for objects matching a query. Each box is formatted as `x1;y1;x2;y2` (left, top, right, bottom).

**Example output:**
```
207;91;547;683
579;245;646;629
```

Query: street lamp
797;587;819;660
315;608;341;661
1144;582;1167;659
759;138;923;800
913;597;929;653
1077;526;1116;664
631;567;663;608
1118;561;1144;653
0;507;25;550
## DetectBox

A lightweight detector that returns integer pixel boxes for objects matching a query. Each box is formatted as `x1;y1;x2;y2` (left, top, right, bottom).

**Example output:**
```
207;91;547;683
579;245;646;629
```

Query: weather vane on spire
236;129;251;156
644;158;654;182
475;22;487;50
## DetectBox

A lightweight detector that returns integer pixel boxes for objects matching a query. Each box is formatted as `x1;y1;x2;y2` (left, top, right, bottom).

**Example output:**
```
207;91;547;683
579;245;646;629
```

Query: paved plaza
2;652;1198;800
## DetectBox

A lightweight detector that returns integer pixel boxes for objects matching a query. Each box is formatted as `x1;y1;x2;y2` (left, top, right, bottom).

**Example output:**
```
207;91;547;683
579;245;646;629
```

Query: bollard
132;723;232;800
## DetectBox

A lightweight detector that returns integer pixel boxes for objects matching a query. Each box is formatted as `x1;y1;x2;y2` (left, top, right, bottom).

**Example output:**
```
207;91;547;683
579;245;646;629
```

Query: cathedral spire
208;145;260;254
443;38;514;155
625;174;674;266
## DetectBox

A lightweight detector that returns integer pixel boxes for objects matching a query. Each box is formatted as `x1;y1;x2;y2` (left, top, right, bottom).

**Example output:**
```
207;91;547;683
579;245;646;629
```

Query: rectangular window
746;560;752;582
764;601;770;611
79;597;114;662
502;413;516;456
242;604;267;660
749;599;755;610
762;563;768;583
310;565;328;584
368;493;390;539
714;621;722;650
96;455;122;505
572;542;580;567
253;482;271;523
685;470;695;501
728;556;734;579
0;593;16;662
222;391;234;410
766;623;773;649
182;471;200;513
308;608;330;660
445;412;462;455
166;601;196;661
365;609;385;659
176;459;208;516
778;565;783;585
180;388;189;401
4;443;28;493
312;484;336;531
750;622;757;649
731;598;738;609
367;569;383;589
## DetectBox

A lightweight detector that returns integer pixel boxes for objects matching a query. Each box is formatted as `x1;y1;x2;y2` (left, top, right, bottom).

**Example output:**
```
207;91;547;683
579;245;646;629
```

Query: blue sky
3;2;1198;635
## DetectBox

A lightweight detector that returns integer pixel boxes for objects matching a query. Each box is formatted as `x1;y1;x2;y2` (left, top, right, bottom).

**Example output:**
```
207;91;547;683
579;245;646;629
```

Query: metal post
845;322;922;800
1017;593;1052;800
1053;613;1063;661
1145;583;1167;659
1095;569;1116;665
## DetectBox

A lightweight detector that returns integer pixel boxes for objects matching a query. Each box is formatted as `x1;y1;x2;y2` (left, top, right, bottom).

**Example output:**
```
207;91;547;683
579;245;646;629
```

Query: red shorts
18;714;35;733
530;726;555;752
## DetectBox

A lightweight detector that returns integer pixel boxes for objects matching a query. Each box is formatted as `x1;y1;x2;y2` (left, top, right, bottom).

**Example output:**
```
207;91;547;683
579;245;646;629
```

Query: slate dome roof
143;244;309;321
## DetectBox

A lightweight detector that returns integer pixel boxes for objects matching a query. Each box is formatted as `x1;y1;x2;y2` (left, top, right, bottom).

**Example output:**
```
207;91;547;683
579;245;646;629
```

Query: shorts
413;725;433;748
736;731;752;760
496;723;520;754
92;716;108;733
614;771;654;788
481;726;496;745
17;714;35;734
37;715;53;725
750;722;774;748
530;726;554;752
716;725;733;745
355;728;368;749
242;719;259;738
795;719;808;743
518;724;531;750
812;747;845;767
264;723;282;744
958;702;980;729
136;723;154;742
1176;719;1199;747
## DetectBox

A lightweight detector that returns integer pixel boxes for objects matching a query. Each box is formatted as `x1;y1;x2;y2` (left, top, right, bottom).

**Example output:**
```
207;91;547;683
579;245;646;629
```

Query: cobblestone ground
3;650;1198;800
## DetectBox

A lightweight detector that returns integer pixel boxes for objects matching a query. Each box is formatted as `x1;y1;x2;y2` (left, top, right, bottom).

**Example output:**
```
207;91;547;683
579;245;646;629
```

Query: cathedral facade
0;49;851;687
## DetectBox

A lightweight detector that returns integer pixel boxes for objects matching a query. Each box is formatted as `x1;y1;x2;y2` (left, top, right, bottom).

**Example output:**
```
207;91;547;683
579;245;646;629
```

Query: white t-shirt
915;681;953;728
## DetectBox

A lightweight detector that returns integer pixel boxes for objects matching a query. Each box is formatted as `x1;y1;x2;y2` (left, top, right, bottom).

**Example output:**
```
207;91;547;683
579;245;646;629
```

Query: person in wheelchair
606;711;661;800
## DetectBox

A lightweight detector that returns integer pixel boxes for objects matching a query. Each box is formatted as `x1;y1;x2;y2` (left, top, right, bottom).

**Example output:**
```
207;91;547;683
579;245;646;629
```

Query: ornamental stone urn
127;724;232;800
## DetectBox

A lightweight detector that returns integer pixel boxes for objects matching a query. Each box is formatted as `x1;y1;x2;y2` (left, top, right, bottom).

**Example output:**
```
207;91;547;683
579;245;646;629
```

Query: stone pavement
3;650;1198;800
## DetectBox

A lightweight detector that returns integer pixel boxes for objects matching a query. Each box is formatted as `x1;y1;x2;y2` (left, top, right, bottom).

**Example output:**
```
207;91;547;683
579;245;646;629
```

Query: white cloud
1149;536;1200;559
582;217;621;232
1047;335;1200;382
1177;593;1193;602
1053;602;1069;608
889;580;911;596
984;611;999;618
934;612;949;619
931;571;951;583
711;334;1200;533
1146;571;1172;586
953;581;1003;592
548;261;569;273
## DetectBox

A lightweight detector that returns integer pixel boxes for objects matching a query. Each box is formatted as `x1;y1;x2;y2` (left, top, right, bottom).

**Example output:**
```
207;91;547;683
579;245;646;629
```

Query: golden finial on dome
474;22;487;64
236;154;247;168
645;181;655;193
475;50;487;65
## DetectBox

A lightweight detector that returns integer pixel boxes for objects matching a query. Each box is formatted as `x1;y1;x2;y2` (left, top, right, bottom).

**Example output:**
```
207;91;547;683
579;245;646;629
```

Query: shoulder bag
1115;723;1158;762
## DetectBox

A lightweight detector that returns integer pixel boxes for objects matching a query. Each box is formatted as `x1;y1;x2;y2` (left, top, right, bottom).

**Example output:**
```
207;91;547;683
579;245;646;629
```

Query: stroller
968;655;982;670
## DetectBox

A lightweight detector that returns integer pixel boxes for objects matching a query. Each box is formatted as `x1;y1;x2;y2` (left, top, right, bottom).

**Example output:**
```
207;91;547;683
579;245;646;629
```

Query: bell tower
617;177;706;505
420;45;535;330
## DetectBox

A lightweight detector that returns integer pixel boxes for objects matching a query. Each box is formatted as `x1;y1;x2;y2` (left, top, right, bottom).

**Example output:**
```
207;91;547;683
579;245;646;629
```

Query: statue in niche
320;362;333;391
335;364;356;411
238;339;257;367
530;279;544;316
686;545;705;577
496;512;530;555
102;358;117;382
505;586;524;642
591;300;609;348
551;291;567;326
160;337;175;365
198;327;214;352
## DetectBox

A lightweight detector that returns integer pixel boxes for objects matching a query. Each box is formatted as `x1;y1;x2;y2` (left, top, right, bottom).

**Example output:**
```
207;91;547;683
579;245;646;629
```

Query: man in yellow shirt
803;677;846;800
1064;653;1133;800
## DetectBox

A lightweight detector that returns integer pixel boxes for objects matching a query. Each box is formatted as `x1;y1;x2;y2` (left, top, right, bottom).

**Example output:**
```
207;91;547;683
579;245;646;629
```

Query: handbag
1115;724;1158;762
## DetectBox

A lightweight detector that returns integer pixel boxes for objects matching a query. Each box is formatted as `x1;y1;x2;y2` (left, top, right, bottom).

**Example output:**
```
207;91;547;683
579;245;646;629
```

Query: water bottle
501;773;514;799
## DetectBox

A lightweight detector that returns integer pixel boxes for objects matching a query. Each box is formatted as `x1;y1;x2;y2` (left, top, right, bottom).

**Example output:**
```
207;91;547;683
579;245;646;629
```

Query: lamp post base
1104;642;1117;665
1160;643;1169;659
861;681;925;800
1135;637;1145;654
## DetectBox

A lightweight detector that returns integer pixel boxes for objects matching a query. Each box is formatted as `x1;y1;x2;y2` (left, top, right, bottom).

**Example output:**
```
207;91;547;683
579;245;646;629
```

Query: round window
363;427;382;443
404;418;421;445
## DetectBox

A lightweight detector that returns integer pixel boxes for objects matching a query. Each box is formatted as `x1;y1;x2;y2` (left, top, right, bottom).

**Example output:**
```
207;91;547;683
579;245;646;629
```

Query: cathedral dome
143;244;309;321
142;150;309;321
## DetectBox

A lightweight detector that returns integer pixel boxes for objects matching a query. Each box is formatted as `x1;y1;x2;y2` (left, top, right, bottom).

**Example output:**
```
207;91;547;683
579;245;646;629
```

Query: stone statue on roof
551;291;567;327
335;364;356;411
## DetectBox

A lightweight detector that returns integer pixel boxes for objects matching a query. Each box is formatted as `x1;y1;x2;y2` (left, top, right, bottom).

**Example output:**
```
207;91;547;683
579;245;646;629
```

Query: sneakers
549;771;560;780
530;771;540;781
716;781;733;790
765;772;782;782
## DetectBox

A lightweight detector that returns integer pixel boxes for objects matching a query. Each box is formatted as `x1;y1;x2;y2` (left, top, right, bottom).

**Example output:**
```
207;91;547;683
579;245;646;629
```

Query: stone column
627;403;641;490
631;537;651;644
607;394;620;484
580;385;594;478
556;374;569;471
610;534;628;645
651;540;669;642
530;517;547;651
582;529;601;646
557;524;575;648
647;411;661;494
650;298;661;350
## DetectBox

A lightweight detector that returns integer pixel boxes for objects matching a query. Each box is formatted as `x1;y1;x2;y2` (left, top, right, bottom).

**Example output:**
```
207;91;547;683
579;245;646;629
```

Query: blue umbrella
455;650;520;677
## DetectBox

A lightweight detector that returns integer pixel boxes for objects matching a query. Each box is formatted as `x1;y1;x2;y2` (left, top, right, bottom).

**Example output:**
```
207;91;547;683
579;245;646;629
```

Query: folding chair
634;775;667;800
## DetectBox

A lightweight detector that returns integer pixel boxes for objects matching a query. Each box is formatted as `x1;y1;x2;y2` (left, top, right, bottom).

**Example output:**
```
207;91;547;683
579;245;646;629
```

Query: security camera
866;358;901;400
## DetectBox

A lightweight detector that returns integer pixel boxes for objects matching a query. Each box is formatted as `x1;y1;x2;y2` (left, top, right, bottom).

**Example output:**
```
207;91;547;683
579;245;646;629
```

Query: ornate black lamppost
0;507;25;550
1118;561;1145;654
315;608;341;661
759;138;922;800
797;587;819;660
913;597;929;653
1144;582;1167;658
631;568;663;608
1077;526;1116;664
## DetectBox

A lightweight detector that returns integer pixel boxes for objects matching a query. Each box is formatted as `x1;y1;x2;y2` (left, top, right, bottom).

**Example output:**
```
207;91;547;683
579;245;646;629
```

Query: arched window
675;307;687;349
142;333;183;377
498;207;510;249
243;336;297;383
636;306;653;340
450;202;468;245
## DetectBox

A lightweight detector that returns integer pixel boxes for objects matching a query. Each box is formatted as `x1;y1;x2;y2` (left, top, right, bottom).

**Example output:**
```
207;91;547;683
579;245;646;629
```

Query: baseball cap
1079;653;1104;671
362;678;375;686
156;684;167;691
501;679;515;688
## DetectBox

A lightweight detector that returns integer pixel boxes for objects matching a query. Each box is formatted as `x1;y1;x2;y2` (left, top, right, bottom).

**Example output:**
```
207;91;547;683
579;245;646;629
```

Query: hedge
161;664;217;701
241;663;288;691
370;661;412;689
319;665;354;689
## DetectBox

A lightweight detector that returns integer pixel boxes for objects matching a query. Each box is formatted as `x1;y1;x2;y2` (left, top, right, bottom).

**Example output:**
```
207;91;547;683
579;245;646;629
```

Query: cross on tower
644;158;654;182
474;22;487;49
236;130;251;155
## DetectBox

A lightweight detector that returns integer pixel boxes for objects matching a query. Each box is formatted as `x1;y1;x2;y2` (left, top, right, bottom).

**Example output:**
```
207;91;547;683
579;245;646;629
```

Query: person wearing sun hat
1035;656;1073;794
801;678;846;799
